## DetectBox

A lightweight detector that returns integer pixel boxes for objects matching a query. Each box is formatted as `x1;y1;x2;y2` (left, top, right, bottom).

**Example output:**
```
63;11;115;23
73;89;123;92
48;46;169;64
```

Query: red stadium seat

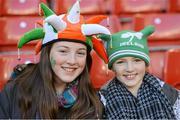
118;15;135;30
0;0;2;16
90;51;114;90
148;51;166;80
164;49;180;89
134;13;180;46
99;15;122;34
0;52;39;90
114;0;169;14
1;0;47;16
0;16;42;46
169;0;180;12
50;0;107;15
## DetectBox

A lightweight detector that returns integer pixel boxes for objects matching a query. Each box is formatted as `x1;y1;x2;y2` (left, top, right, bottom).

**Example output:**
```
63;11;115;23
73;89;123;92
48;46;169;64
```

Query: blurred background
0;0;180;90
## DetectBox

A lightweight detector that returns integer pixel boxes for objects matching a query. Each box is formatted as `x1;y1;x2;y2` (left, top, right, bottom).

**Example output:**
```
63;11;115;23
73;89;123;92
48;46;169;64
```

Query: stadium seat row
1;0;180;16
1;14;180;48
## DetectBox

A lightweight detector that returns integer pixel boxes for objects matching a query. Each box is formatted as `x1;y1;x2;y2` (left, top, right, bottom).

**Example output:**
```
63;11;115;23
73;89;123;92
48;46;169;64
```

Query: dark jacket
0;80;22;118
0;80;71;119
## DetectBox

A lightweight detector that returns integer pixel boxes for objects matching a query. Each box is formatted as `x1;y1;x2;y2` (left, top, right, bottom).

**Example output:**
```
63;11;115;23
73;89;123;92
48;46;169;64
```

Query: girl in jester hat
0;1;111;119
98;25;180;119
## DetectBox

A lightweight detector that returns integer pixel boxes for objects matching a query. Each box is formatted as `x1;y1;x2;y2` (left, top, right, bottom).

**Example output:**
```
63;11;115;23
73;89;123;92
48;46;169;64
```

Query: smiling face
112;56;146;93
50;41;87;85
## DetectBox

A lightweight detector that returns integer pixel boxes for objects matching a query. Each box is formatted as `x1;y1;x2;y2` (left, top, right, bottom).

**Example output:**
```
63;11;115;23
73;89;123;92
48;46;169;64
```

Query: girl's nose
126;61;134;72
67;53;76;64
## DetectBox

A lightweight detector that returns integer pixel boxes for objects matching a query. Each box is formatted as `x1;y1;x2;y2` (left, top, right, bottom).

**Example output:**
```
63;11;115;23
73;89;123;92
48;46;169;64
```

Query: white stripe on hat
109;50;150;63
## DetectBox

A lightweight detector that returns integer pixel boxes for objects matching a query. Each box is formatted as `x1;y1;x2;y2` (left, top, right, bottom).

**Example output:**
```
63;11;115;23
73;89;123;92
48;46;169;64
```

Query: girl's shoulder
156;77;179;106
10;63;36;80
98;78;116;106
0;80;16;99
162;82;179;106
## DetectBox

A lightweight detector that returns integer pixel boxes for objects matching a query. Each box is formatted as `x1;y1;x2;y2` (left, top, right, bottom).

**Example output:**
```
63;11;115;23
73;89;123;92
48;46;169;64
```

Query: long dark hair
15;42;103;118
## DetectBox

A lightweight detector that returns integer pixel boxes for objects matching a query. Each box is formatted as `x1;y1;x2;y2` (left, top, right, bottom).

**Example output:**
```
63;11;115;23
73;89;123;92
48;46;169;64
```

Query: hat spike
45;14;67;32
140;25;155;37
85;15;107;24
42;23;58;45
67;0;80;24
40;3;55;18
18;28;44;48
97;34;112;49
35;40;42;55
81;24;111;36
92;36;108;64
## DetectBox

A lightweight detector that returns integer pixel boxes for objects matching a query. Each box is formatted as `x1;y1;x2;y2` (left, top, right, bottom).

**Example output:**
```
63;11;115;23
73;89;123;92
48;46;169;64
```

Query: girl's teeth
126;74;135;79
64;68;74;72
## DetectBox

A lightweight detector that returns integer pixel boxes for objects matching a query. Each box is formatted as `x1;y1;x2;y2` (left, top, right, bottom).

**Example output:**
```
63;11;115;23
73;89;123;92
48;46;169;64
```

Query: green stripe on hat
109;50;150;62
108;49;150;68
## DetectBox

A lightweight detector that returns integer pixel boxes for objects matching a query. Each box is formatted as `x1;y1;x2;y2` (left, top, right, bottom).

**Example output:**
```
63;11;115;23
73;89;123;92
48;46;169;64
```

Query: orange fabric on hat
35;40;42;55
58;15;86;41
92;36;108;64
85;15;107;24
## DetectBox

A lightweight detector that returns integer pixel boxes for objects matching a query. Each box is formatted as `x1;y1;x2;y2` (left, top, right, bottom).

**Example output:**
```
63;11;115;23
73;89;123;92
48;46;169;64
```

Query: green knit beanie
99;25;155;69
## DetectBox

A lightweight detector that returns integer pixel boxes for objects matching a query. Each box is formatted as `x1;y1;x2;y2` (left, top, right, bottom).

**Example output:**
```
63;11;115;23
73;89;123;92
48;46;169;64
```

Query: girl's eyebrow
132;57;141;60
78;48;87;50
57;46;68;48
117;58;125;61
56;46;87;50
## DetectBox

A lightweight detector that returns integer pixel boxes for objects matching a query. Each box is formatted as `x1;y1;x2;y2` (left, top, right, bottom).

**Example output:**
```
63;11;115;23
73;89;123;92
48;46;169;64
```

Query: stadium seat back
50;0;107;15
164;49;180;89
1;0;47;16
134;14;180;46
149;51;166;80
0;0;2;16
0;52;39;90
114;0;168;14
0;16;41;45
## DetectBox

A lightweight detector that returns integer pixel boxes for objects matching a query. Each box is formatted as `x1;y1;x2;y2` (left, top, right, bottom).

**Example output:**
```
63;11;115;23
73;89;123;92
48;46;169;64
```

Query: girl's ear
146;65;150;72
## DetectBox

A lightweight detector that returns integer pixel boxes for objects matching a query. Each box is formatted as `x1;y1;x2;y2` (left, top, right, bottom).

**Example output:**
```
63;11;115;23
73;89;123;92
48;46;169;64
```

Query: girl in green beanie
99;25;180;119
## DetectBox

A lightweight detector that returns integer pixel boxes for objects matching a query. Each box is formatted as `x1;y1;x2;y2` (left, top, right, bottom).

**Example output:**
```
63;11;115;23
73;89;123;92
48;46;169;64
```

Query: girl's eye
77;51;86;56
78;52;85;55
116;61;124;64
59;50;68;53
134;58;142;62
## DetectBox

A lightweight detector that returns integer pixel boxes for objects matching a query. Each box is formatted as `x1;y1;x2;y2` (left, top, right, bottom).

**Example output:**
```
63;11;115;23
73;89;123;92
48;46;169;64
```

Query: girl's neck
54;79;67;94
128;88;139;97
127;81;143;97
55;83;66;94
